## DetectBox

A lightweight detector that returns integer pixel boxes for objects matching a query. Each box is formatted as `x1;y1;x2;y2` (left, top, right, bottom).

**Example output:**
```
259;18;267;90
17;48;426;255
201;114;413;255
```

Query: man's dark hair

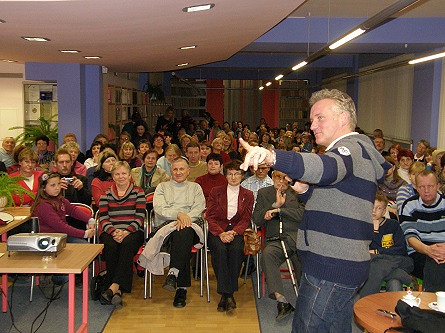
186;141;200;151
35;135;49;145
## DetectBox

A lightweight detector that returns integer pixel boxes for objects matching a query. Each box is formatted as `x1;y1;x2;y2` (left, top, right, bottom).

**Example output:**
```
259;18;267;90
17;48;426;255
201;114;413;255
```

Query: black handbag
90;270;107;301
384;300;445;333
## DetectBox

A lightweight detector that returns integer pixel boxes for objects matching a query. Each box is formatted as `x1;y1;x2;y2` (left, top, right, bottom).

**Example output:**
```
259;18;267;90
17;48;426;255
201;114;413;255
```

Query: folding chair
243;222;262;299
143;210;210;302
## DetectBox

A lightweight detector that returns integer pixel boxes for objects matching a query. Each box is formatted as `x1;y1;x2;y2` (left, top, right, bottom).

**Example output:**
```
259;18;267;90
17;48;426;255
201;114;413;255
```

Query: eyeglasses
227;172;242;177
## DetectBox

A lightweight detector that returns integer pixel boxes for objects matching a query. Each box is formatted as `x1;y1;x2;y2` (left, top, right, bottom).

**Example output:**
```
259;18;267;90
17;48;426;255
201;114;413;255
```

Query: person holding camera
54;148;92;229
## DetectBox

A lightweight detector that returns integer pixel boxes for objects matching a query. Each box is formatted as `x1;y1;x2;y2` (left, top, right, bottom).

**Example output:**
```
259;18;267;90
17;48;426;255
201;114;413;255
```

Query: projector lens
38;237;50;250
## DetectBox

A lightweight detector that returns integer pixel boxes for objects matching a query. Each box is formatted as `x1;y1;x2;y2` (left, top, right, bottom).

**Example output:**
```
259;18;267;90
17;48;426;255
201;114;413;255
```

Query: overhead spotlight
259;86;264;90
1;59;17;63
22;36;50;42
179;45;197;50
84;56;102;59
328;28;365;50
292;61;308;71
183;3;215;12
408;51;445;65
59;50;81;53
177;63;189;67
275;74;284;81
265;82;272;87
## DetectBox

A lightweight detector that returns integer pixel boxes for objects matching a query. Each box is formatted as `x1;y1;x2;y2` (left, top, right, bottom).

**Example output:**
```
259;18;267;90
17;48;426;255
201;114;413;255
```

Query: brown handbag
243;228;261;255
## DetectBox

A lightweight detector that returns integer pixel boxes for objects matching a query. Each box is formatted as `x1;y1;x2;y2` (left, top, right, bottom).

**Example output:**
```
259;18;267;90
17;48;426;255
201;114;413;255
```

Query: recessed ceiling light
177;63;189;67
22;36;50;42
259;86;264;90
179;45;197;50
182;3;215;12
1;59;17;63
265;82;272;87
59;50;81;54
84;56;102;59
275;74;284;81
0;19;5;24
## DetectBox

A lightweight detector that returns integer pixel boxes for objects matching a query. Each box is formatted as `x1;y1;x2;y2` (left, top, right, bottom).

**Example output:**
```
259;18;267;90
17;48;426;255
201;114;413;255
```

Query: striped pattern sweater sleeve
98;184;146;235
273;133;390;286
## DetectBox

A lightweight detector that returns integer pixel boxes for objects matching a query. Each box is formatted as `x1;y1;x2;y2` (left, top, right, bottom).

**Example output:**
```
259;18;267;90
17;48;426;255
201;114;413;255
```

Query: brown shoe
226;296;236;313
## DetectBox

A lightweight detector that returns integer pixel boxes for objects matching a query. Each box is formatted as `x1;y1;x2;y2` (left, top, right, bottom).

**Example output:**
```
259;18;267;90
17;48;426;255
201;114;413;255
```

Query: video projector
7;233;67;255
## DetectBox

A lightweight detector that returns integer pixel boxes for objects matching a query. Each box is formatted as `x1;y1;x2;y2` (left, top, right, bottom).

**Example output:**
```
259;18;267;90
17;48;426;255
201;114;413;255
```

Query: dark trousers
208;233;244;295
423;256;445;292
100;231;144;293
169;227;197;287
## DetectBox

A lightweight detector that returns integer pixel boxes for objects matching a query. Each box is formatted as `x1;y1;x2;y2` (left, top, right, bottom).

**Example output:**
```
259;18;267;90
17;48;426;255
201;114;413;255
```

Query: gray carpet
251;271;297;333
0;275;114;333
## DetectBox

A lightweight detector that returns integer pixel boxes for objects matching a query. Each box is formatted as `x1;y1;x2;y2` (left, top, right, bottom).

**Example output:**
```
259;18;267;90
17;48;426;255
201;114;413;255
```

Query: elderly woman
91;150;118;205
378;156;407;202
9;147;42;206
156;144;181;177
396;149;414;184
211;138;230;165
118;141;141;168
98;161;145;308
206;160;254;313
61;141;86;176
131;150;169;194
35;135;54;171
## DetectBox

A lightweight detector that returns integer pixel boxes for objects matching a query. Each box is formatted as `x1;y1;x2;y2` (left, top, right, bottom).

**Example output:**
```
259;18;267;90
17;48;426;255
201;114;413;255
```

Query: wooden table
0;243;103;333
0;207;32;241
354;291;436;333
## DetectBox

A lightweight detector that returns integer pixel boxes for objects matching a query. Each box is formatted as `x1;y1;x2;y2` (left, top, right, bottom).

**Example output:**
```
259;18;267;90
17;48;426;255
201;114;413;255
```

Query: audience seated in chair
185;141;207;182
0;136;15;168
91;150;118;205
396;161;426;214
400;170;445;292
98;161;146;308
359;193;413;298
195;153;227;205
206;160;254;313
131;149;169;195
150;157;206;308
253;170;304;321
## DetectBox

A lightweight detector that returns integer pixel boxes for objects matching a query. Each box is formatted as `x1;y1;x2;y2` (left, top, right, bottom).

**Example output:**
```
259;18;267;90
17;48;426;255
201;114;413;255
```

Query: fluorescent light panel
179;45;197;50
275;74;284;81
259;86;264;90
329;28;365;50
0;19;5;24
84;56;101;59
22;36;50;42
408;51;445;65
59;50;80;53
265;82;272;87
183;3;215;12
177;63;189;67
1;59;17;63
292;61;308;71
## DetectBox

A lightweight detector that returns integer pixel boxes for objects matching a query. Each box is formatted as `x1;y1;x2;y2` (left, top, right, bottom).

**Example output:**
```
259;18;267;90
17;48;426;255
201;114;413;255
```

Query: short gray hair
309;89;357;130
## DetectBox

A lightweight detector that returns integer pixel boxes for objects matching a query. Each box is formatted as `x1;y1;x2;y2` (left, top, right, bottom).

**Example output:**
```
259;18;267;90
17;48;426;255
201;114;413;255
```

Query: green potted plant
0;171;35;210
9;114;58;148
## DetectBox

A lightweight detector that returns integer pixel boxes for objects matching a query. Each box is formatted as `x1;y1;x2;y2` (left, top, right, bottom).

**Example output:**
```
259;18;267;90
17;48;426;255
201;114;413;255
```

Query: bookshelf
278;80;310;128
170;78;206;119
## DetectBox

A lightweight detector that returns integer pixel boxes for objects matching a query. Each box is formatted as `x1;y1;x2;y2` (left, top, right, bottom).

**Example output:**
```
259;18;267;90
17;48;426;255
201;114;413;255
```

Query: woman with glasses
206;160;254;313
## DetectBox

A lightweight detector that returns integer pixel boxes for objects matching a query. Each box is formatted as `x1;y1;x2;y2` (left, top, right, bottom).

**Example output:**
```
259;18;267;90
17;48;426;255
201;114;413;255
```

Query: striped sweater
400;193;445;255
274;133;390;286
98;183;146;234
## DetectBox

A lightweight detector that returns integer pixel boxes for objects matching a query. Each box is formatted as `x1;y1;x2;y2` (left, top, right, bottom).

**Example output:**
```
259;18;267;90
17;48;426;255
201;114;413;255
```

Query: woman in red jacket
206;159;254;313
10;147;42;206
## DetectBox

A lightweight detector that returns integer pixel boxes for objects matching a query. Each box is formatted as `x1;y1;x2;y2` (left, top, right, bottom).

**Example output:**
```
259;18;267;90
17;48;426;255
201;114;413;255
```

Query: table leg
77;266;89;333
68;273;75;333
1;273;7;312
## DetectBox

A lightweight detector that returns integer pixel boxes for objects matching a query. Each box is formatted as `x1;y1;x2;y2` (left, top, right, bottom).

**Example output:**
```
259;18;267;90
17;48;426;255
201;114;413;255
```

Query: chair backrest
71;202;94;218
146;193;155;203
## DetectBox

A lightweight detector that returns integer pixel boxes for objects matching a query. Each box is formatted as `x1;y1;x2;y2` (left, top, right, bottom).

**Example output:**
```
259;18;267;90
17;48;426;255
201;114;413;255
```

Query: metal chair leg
29;275;35;302
243;255;250;284
256;252;261;299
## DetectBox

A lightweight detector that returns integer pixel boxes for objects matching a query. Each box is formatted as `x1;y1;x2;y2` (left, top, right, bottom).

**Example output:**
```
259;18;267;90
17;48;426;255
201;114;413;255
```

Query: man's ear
340;111;349;127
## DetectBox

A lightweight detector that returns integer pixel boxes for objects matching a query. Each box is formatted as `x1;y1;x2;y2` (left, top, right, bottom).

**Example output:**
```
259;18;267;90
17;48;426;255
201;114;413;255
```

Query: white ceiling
1;0;444;73
0;0;303;72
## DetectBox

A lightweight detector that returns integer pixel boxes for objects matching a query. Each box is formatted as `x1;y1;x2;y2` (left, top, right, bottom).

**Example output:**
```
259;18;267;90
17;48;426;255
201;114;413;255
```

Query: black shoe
111;292;123;309
226;296;237;313
163;274;177;292
217;295;227;312
100;289;113;305
276;302;294;321
173;288;187;308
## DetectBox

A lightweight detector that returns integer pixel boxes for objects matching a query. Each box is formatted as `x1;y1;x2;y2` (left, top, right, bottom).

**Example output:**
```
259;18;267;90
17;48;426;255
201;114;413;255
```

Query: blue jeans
292;273;360;333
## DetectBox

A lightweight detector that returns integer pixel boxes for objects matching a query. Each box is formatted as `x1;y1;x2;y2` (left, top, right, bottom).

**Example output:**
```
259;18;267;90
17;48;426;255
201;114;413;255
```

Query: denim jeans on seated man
292;274;360;333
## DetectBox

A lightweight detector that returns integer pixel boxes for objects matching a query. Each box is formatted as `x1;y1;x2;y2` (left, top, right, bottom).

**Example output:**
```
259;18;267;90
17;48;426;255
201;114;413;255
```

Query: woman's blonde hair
111;160;131;175
119;141;136;159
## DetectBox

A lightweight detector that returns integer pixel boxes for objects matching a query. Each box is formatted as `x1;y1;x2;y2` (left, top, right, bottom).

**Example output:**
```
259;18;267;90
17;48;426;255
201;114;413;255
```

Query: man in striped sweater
240;89;390;333
400;170;445;292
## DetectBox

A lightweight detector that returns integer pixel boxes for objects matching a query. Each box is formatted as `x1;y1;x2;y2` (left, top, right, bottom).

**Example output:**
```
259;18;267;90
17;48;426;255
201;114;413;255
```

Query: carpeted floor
251;269;297;333
0;275;114;333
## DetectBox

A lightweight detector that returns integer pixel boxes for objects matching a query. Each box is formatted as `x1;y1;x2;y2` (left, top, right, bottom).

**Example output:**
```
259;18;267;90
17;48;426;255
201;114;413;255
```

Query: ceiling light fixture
0;19;5;24
1;59;17;63
183;3;215;13
84;56;101;59
259;86;264;91
177;63;189;67
328;28;365;50
179;45;197;50
292;61;308;71
265;82;272;87
275;74;284;81
22;36;50;42
408;51;445;65
59;50;81;53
